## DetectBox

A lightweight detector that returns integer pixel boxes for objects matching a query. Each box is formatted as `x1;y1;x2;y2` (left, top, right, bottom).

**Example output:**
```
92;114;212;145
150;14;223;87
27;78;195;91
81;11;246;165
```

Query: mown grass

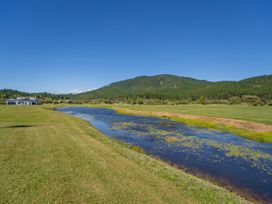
0;106;247;203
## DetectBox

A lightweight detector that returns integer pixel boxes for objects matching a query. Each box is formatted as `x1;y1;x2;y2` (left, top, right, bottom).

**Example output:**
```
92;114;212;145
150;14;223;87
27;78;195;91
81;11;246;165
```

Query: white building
6;97;38;105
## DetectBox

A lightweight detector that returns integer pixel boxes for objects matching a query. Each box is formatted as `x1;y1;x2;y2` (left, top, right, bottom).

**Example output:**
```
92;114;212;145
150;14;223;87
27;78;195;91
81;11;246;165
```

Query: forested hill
73;74;272;100
1;74;272;102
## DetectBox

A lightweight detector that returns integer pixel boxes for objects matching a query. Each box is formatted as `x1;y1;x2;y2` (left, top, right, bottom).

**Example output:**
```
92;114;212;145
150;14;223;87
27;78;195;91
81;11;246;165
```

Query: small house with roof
6;97;38;105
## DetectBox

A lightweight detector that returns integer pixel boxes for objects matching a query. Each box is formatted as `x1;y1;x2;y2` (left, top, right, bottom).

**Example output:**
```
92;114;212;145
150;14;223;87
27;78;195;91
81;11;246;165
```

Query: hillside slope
74;74;272;100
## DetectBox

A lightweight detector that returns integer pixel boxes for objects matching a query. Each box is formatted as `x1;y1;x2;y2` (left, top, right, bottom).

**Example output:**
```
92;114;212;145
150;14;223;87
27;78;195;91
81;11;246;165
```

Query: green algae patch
112;121;174;138
165;136;180;143
166;135;272;176
112;121;137;130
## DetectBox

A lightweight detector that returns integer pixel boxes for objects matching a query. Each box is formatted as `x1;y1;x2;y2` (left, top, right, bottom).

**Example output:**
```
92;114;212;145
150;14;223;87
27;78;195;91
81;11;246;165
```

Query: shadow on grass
0;125;38;129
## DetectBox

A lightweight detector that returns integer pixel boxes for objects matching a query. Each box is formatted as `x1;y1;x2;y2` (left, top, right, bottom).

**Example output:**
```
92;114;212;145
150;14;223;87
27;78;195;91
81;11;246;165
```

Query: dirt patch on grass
117;109;272;133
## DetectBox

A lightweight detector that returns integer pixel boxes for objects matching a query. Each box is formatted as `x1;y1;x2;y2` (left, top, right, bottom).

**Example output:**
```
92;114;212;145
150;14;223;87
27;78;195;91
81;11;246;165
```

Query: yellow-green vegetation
165;136;181;143
163;135;272;172
0;106;248;203
171;117;272;143
112;121;172;137
112;121;136;130
129;145;145;154
107;104;272;125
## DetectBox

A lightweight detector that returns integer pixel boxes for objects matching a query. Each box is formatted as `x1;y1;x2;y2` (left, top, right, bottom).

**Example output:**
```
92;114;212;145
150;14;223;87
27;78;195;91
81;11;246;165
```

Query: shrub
228;96;241;105
137;99;144;105
242;95;262;106
199;96;206;105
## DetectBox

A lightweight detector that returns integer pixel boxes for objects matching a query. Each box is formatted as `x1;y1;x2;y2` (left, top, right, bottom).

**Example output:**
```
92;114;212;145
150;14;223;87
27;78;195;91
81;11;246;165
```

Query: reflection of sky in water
58;107;272;201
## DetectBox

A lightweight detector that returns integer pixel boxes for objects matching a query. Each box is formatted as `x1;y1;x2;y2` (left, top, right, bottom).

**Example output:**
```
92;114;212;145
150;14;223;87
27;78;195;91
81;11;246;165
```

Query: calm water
58;107;272;202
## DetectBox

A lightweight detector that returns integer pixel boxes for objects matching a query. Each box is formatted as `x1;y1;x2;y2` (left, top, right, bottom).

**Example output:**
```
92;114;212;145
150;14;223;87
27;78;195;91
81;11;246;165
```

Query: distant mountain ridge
73;74;272;100
1;74;272;101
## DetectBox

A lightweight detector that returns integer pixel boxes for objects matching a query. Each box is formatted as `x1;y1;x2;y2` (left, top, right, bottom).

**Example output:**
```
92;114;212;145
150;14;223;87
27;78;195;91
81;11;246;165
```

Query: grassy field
101;104;272;125
0;106;247;203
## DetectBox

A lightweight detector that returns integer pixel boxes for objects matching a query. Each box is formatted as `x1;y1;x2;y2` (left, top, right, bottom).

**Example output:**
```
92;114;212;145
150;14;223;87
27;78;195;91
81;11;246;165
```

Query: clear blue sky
0;0;271;93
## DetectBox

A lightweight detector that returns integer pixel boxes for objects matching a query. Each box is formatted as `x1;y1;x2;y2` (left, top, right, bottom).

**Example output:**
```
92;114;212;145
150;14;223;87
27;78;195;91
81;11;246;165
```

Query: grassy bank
107;104;272;125
0;106;247;203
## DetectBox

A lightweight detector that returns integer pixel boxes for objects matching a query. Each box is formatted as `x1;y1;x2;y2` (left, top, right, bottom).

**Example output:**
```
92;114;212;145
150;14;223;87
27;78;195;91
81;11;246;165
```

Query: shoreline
150;154;264;203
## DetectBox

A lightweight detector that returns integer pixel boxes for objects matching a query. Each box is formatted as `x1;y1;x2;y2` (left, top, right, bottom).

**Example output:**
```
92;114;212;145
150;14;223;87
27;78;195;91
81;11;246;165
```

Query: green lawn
102;104;272;125
0;106;247;203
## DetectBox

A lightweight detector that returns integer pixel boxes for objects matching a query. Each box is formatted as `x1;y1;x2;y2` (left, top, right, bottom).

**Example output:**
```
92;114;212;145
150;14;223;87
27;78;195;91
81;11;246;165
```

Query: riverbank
0;106;247;203
43;103;272;143
112;104;272;125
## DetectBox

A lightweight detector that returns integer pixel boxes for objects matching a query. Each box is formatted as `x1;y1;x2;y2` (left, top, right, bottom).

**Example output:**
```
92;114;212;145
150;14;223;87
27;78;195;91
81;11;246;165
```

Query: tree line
1;89;272;106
